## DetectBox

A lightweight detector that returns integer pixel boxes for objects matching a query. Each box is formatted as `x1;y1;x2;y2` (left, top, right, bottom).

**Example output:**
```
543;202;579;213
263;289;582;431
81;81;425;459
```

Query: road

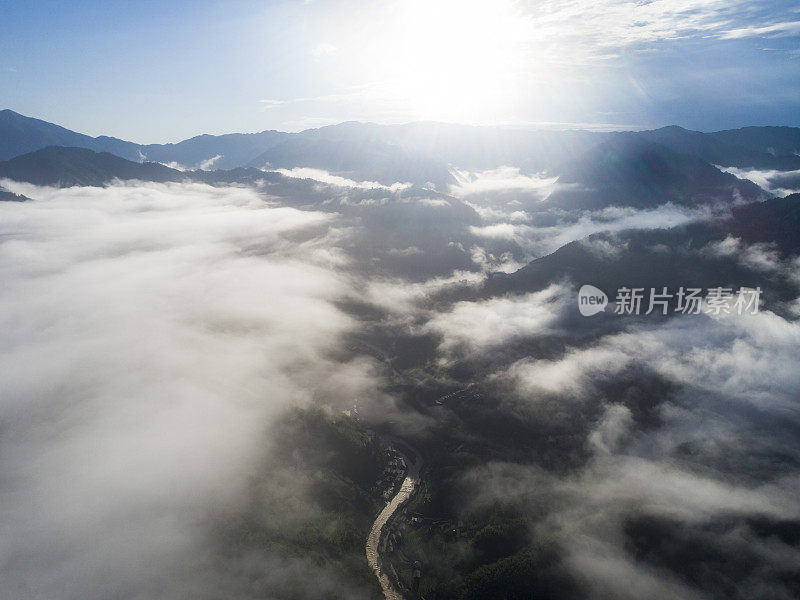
365;442;422;600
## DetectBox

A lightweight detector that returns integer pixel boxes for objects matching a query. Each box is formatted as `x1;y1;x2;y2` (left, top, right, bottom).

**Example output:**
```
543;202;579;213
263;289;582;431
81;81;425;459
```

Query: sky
0;0;798;142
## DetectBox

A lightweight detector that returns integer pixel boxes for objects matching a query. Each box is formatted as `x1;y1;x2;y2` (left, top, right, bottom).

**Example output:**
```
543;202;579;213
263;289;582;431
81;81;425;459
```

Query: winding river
365;443;422;600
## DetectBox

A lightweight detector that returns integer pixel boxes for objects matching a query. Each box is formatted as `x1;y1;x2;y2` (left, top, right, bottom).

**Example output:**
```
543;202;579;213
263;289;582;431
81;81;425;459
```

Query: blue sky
1;0;798;142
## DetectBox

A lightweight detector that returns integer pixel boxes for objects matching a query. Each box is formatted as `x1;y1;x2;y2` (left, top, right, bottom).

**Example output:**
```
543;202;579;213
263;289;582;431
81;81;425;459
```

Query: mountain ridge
3;109;800;173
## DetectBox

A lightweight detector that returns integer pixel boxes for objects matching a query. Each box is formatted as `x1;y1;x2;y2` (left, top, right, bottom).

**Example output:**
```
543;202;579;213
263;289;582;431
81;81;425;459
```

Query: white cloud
272;167;411;191
258;99;285;111
465;202;702;263
197;154;222;170
424;283;568;352
469;245;525;273
462;296;800;597
512;0;797;55
386;245;423;256
0;181;382;598
503;308;800;411
415;197;451;207
589;404;634;455
450;166;557;198
718;165;800;196
159;161;187;171
542;204;705;254
703;235;783;273
365;270;484;316
311;42;338;58
719;19;800;39
506;344;631;397
469;222;530;241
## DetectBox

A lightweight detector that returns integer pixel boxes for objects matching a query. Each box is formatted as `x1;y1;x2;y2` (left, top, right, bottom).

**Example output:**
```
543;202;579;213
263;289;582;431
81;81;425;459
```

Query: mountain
631;125;800;171
300;121;604;173
0;186;30;202
138;131;292;170
251;137;454;187
0;146;185;186
486;193;800;308
544;138;766;210
0;109;142;162
3;109;800;179
717;192;800;256
0;146;289;189
0;110;291;170
295;122;800;174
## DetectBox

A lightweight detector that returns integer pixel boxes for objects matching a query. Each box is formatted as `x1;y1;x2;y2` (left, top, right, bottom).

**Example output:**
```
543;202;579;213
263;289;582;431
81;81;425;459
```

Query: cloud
0;181;384;599
469;244;526;273
456;300;800;598
197;154;222;170
702;235;800;289
718;165;800;196
311;42;338;58
466;204;531;223
469;222;530;241
466;200;703;261
588;403;634;455
578;236;629;259
159;160;187;171
719;19;800;39
505;343;631;397
258;99;285;111
424;283;569;352
703;235;782;272
470;445;800;597
414;197;451;207
510;0;800;57
365;270;484;315
386;245;423;256
444;165;711;263
271;167;411;191
450;166;558;198
539;204;708;254
501;308;800;410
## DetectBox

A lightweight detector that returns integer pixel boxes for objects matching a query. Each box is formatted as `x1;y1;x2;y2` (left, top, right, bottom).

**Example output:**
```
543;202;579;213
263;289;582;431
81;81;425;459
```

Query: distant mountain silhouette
0;146;185;186
298;121;603;173
631;125;800;171
299;121;800;173
251;137;454;187
0;110;290;170
545;138;766;210
4;110;797;179
138;131;291;170
0;110;142;162
0;146;290;188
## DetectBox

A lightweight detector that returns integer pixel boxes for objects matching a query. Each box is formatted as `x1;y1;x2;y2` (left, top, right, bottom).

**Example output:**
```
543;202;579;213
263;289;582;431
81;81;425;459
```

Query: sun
363;0;532;123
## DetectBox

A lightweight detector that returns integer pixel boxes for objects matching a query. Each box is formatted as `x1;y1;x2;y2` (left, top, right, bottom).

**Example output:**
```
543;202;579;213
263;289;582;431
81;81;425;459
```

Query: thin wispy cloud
258;99;285;111
513;0;799;55
719;19;800;39
311;42;338;59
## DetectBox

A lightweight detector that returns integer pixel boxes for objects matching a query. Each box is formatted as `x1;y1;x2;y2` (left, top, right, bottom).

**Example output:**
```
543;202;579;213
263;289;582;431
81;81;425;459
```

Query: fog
3;174;798;599
459;307;800;599
0;181;383;598
719;166;800;197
